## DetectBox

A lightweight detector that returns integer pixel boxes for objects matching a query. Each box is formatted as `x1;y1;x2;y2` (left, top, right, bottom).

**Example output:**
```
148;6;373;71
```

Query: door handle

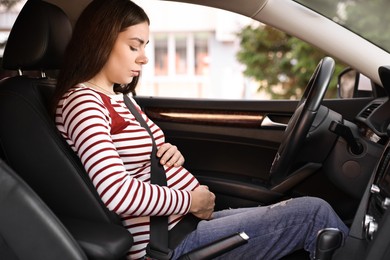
261;115;287;129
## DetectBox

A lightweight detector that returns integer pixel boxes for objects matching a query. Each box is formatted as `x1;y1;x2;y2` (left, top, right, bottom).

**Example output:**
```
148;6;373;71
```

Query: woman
53;0;349;259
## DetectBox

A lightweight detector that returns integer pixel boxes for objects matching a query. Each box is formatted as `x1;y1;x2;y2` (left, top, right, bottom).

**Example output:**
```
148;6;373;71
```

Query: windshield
294;0;390;53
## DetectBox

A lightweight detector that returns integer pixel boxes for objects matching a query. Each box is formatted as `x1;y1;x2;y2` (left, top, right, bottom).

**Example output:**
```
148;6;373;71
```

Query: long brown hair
52;0;150;113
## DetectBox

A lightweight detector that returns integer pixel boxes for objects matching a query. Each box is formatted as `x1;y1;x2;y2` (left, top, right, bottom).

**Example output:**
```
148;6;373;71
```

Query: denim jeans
172;197;349;260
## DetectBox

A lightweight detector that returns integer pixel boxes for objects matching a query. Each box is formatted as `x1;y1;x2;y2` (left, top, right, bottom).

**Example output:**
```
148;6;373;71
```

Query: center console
333;140;390;260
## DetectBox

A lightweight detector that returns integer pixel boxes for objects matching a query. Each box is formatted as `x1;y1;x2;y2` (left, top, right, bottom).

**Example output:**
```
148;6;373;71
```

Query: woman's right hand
189;185;215;220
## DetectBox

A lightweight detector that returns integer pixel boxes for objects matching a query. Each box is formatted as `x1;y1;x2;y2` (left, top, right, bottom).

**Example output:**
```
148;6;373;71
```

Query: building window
175;34;187;75
153;32;209;76
154;34;168;75
194;33;209;75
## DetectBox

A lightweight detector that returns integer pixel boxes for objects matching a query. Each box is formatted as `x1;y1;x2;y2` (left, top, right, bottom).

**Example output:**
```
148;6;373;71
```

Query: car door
135;95;373;211
133;0;376;217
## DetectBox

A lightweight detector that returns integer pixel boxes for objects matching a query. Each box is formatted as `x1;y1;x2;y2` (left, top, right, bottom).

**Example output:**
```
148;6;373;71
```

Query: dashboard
366;145;390;240
332;121;390;259
333;66;390;259
356;96;390;144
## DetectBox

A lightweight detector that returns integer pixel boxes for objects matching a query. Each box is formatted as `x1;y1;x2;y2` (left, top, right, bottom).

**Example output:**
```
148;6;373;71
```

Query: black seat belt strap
123;94;172;260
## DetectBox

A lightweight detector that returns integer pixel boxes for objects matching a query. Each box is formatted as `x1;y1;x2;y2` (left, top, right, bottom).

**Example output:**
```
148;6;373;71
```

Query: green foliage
236;25;345;99
236;0;390;100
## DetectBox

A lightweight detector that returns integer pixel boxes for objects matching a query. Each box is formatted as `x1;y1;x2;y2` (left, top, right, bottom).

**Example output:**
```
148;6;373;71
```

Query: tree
236;0;390;100
0;0;21;10
237;24;345;99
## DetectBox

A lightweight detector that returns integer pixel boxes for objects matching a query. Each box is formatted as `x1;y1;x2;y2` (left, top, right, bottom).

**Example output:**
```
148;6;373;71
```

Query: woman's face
100;21;149;86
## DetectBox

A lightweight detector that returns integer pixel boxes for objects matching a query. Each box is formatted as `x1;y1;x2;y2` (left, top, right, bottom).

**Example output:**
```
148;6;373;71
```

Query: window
153;33;202;77
137;0;255;99
135;0;348;100
194;33;209;76
175;34;187;75
154;34;168;76
141;32;210;98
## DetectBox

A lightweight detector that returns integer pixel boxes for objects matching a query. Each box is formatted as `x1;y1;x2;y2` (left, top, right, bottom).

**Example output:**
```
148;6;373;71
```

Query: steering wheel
269;57;335;185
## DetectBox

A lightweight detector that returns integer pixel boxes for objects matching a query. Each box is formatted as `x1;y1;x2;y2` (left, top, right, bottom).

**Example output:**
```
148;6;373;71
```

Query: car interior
0;1;253;259
0;160;87;260
0;1;133;259
2;0;390;259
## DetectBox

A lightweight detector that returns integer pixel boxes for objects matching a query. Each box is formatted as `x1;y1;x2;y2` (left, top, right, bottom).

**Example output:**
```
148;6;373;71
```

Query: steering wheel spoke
269;57;335;185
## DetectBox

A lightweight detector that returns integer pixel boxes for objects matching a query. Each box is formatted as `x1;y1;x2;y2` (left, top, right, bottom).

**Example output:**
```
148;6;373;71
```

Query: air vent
360;103;381;119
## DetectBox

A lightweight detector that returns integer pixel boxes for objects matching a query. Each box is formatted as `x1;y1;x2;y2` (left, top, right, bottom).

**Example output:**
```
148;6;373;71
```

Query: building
135;0;258;99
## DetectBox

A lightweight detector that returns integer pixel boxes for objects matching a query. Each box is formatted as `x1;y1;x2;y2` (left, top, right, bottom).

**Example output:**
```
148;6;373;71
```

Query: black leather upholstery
0;159;87;260
0;0;132;259
2;0;71;70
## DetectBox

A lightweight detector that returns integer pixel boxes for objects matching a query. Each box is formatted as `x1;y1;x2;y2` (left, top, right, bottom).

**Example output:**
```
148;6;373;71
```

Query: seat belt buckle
146;243;173;260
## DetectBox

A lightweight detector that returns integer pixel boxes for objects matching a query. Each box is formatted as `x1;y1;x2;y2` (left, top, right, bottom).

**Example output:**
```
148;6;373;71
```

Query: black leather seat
0;1;253;259
0;159;87;260
0;1;132;259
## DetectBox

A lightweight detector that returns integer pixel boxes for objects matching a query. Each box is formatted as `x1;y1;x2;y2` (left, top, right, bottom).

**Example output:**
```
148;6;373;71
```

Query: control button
364;215;374;229
382;197;390;210
366;221;378;240
371;184;380;194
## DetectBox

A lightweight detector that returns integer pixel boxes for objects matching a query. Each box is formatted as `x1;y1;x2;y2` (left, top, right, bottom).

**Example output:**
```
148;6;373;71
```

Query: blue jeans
172;197;349;260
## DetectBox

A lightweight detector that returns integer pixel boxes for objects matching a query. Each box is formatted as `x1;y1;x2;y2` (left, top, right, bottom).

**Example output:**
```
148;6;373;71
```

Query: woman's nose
137;55;148;65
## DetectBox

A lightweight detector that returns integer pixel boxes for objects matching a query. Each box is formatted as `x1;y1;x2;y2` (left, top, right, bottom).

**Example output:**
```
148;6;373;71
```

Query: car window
1;0;349;100
133;0;262;100
294;0;390;54
135;0;347;100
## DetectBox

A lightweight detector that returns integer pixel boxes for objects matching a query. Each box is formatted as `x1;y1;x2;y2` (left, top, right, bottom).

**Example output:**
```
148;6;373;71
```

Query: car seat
0;159;87;260
0;0;132;259
0;1;251;259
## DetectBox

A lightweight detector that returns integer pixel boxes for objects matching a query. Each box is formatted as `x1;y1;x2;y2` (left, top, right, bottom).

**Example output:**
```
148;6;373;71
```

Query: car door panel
135;96;373;208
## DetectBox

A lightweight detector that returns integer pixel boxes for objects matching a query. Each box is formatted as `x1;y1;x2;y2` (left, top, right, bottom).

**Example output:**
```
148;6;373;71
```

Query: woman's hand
157;143;185;167
189;185;215;220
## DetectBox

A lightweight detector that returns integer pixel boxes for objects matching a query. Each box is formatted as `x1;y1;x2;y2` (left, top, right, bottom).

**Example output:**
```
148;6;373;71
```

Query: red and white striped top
55;84;199;259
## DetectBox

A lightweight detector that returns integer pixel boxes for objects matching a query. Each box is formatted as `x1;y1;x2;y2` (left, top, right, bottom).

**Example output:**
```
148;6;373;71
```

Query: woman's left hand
157;143;185;167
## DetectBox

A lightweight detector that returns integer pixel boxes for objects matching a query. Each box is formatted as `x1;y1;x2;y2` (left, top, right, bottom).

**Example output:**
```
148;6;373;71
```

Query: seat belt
123;94;173;260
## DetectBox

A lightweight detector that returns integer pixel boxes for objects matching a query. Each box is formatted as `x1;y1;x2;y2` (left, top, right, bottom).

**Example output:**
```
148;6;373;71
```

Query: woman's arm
58;89;192;217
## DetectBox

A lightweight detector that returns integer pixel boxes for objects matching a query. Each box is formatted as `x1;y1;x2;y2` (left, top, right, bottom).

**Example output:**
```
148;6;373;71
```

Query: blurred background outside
1;0;348;100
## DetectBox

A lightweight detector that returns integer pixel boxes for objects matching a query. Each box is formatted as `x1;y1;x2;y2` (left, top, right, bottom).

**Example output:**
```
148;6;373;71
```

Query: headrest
2;0;72;71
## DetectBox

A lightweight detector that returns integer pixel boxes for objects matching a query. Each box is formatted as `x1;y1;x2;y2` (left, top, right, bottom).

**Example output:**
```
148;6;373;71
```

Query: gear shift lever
314;228;343;260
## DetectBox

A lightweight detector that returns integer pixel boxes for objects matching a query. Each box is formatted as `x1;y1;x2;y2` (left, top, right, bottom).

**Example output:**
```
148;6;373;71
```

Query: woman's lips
131;70;140;77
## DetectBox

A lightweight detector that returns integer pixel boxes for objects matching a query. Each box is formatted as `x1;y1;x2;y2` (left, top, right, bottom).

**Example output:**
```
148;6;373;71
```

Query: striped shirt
55;84;199;259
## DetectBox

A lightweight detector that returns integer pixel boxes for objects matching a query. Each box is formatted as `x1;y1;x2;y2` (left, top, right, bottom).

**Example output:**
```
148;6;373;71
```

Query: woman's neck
86;80;116;95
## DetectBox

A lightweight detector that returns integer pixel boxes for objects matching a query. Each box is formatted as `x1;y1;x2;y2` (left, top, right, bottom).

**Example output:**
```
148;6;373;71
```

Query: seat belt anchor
146;243;173;260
